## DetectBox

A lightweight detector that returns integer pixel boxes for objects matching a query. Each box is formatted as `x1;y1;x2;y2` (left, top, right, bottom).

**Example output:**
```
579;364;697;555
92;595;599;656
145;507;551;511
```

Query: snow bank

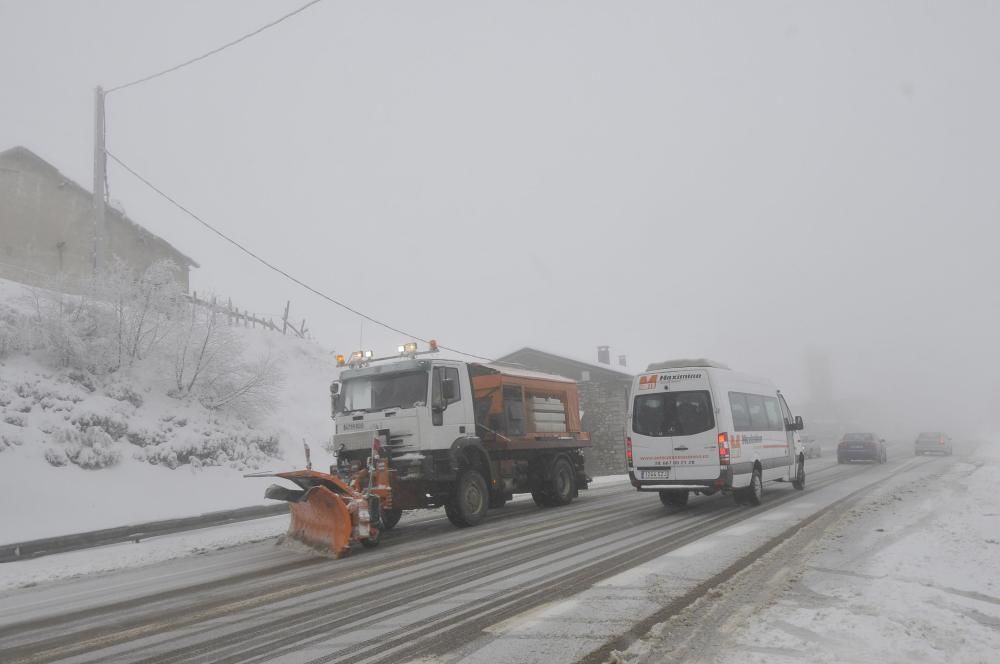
0;278;339;543
713;447;1000;663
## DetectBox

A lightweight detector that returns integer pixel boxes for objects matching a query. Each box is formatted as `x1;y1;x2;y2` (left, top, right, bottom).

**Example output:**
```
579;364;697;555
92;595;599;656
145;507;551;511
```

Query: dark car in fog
837;432;887;464
915;432;953;456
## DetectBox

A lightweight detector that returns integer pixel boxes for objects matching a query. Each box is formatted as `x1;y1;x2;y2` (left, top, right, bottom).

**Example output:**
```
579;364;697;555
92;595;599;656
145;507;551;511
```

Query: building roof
495;347;634;381
0;146;199;268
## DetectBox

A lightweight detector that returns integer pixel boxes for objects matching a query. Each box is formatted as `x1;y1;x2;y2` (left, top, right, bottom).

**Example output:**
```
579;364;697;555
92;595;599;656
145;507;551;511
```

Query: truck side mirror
330;381;342;417
795;415;804;431
441;378;456;402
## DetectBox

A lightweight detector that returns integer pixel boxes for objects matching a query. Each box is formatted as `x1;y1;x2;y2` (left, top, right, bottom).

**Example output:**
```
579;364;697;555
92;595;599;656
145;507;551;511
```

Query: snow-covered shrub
104;382;143;408
142;432;281;470
3;414;26;427
126;425;167;447
67;370;96;393
1;425;24;452
38;396;76;412
48;427;121;469
44;446;69;466
70;409;128;440
10;398;33;413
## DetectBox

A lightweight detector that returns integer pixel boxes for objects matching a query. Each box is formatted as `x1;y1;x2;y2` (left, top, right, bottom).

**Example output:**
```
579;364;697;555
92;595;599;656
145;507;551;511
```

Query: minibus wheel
745;467;763;506
659;490;689;507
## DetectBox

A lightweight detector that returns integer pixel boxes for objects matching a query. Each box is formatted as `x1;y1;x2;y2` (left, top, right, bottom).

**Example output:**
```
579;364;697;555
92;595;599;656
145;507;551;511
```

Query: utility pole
93;86;107;278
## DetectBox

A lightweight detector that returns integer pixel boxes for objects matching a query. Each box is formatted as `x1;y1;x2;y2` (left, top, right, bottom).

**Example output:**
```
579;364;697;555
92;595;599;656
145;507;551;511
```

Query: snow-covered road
0;452;945;663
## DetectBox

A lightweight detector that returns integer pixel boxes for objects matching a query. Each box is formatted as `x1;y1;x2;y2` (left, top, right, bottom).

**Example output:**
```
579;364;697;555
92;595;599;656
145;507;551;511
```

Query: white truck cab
626;359;805;506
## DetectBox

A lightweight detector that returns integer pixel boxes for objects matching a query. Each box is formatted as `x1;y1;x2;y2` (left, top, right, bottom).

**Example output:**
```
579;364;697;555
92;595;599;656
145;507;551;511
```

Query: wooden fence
189;292;308;339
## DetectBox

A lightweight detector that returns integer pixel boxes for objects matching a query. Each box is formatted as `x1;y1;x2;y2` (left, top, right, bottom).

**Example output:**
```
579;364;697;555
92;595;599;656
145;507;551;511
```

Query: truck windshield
341;371;428;413
632;391;714;437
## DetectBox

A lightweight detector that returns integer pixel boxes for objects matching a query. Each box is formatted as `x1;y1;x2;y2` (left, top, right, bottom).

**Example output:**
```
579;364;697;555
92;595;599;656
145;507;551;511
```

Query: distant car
837;432;887;464
801;435;822;459
915;432;953;456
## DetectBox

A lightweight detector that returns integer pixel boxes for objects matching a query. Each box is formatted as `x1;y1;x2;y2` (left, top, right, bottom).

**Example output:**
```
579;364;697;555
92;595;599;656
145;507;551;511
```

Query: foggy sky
2;1;998;436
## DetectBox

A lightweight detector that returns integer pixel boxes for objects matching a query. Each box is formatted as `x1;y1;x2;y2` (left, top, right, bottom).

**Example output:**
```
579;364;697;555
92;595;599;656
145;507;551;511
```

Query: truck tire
381;508;402;531
547;457;576;506
360;527;381;548
445;469;488;527
659;490;689;507
531;490;552;508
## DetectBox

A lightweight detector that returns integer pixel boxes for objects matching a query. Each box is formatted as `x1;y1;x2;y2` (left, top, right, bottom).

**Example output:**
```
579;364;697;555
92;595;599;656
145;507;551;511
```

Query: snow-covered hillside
0;276;338;543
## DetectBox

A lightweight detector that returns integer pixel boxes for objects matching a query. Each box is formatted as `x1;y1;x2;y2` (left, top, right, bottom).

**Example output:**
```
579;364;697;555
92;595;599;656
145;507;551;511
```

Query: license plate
341;422;366;432
641;469;671;480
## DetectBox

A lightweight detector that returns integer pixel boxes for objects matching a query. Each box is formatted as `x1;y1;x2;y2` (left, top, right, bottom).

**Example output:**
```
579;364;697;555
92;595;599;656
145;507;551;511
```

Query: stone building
495;347;633;476
0;146;197;291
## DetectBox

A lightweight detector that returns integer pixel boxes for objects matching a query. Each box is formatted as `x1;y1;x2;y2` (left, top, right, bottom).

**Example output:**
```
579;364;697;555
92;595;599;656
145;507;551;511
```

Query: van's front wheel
792;456;805;490
659;490;689;507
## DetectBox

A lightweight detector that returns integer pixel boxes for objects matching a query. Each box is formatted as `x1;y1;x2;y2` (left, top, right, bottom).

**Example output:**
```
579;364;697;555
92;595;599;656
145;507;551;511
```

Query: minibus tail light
718;432;730;465
625;436;633;467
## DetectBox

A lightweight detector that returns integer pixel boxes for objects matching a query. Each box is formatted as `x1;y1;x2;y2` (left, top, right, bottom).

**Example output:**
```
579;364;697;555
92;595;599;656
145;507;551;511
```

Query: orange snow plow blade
286;485;353;557
253;469;372;558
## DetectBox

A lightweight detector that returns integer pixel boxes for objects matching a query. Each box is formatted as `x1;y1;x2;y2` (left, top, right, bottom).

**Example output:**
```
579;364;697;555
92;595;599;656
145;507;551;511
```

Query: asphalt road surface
0;450;923;664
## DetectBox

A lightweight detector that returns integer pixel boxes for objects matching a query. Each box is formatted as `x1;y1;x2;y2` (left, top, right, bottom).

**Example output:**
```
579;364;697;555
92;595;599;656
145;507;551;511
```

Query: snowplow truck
261;346;591;555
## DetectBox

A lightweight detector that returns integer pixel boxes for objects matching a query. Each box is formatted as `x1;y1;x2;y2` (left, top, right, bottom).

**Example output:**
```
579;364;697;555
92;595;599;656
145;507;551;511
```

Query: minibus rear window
632;391;714;437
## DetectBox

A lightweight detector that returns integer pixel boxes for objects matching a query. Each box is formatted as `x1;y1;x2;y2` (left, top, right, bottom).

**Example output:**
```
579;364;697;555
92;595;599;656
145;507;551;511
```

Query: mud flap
286;485;354;558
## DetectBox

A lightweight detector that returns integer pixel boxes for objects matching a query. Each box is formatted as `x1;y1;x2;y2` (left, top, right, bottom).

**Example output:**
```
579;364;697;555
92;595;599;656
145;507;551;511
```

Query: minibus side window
763;398;784;431
746;394;770;431
729;392;751;431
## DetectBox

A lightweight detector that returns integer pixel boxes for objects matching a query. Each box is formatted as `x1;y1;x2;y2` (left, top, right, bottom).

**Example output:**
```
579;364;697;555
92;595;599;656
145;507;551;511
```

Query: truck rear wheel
531;490;552;507
547;458;576;506
445;469;488;527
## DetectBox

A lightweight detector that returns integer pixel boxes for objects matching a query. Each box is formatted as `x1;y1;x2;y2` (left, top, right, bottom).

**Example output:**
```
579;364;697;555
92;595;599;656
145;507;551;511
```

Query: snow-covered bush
126;425;167;447
141;431;281;470
104;382;143;408
71;409;128;441
46;427;121;469
1;425;24;452
3;414;26;427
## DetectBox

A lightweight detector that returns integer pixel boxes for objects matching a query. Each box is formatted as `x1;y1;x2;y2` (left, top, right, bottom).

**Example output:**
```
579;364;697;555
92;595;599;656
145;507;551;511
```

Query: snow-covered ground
608;444;1000;664
708;446;1000;664
0;277;339;543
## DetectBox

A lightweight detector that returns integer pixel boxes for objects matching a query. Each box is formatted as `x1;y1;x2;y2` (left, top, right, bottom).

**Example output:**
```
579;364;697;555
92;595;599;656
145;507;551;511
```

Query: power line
106;0;328;94
105;150;496;363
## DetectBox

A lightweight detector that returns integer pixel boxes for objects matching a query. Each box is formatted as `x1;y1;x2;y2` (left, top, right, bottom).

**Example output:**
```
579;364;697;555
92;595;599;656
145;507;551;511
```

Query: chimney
597;346;610;365
618;355;627;367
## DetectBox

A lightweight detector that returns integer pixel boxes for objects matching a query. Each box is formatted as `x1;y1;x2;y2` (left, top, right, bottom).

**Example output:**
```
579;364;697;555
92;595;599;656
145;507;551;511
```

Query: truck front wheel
446;469;488;527
381;508;402;530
